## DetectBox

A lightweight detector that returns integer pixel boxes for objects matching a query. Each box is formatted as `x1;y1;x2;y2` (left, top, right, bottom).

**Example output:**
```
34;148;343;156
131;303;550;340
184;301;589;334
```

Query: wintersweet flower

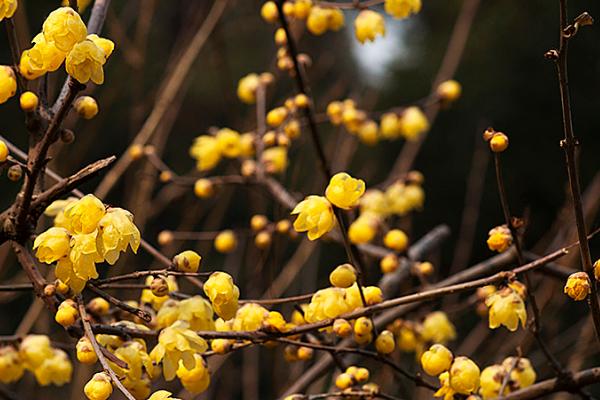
84;372;112;400
434;371;456;400
149;390;181;400
177;296;216;331
42;7;87;52
0;0;17;21
502;357;536;390
27;33;67;72
65;39;107;84
487;225;513;253
291;195;336;240
69;231;103;281
421;344;453;376
55;258;87;293
231;303;269;331
204;271;240;320
564;271;591;301
325;172;366;209
0;66;17;103
216;128;242;158
0;346;24;383
19;334;53;370
421;311;456;344
141;276;178;311
63;194;106;234
86;34;114;59
304;287;351;323
149;320;208;381
33;227;71;263
33;348;73;386
237;73;260;104
485;286;527;331
96;208;140;264
176;354;210;394
398;106;429;140
354;10;385;43
449;356;480;395
190;135;221;171
384;0;422;19
112;341;153;382
479;364;506;399
261;146;288;173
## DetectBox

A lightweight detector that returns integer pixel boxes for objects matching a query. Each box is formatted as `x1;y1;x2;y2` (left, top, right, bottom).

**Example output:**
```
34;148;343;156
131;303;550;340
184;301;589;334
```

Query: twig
87;284;152;323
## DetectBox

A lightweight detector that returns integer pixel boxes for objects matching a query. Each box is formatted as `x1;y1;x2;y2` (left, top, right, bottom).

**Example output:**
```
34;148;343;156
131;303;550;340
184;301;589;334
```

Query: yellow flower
421;344;453;376
63;194;106;234
304;287;351;323
32;348;73;386
84;372;112;400
594;259;600;282
487;225;512;253
97;207;140;264
261;146;288;173
232;303;269;331
449;356;480;395
76;337;97;364
398;106;429;140
358;120;380;145
86;34;114;59
69;231;103;281
216;128;242;158
360;189;389;215
479;364;506;399
214;230;237;253
380;112;401;140
112;341;154;382
325;172;366;209
33;227;71;263
190;135;222;171
0;65;17;103
204;272;240;320
0;346;24;383
291;195;336;240
65;39;107;84
383;229;409;251
61;0;92;12
266;106;289;127
434;371;455;400
123;376;151;399
306;6;330;35
375;330;395;354
384;0;422;19
42;7;87;52
421;311;456;344
194;178;214;198
354;10;385;44
0;0;17;21
437;80;462;102
485;286;527;331
329;263;357;288
55;258;87;293
176;354;210;394
564;271;591;301
150;320;208;381
173;250;202;273
55;299;79;327
177;296;216;331
74;95;99;119
502;357;536;390
260;1;278;23
348;213;378;244
44;197;77;227
20;335;53;370
149;390;181;400
237;73;260;103
28;33;67;72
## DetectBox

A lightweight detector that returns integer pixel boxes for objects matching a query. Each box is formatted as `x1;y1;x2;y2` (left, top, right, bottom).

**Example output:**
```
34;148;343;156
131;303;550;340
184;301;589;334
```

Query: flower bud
383;229;408;251
76;337;98;364
84;372;113;400
150;277;170;297
333;318;352;337
74;96;99;119
449;356;480;395
173;250;201;273
564;271;590;301
380;253;399;274
7;165;22;181
19;91;39;111
88;297;110;316
157;230;174;246
421;344;453;376
489;132;509;153
194;178;214;198
214;230;237;253
329;263;357;288
250;214;269;231
375;330;395;354
0;140;8;162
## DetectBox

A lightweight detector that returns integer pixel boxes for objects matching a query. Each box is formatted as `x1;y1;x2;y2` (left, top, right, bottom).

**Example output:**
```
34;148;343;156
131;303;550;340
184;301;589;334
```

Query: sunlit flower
42;7;87;52
292;195;336;240
325;172;366;209
354;10;385;44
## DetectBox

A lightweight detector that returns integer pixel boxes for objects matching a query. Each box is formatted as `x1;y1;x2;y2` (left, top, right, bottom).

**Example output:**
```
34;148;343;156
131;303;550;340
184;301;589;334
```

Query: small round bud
211;338;233;354
19;91;39;111
150;277;169;297
76;337;98;364
564;271;591;301
294;93;309;108
0;140;8;162
259;72;274;85
260;1;279;23
436;80;462;103
374;330;395;354
60;128;75;144
157;230;174;246
159;170;172;183
194;178;214;198
214;230;237;253
241;159;257;177
55;300;79;327
335;372;354;390
383;229;409;252
84;372;113;400
250;214;269;231
7;165;22;181
263;131;277;147
274;28;287;45
482;127;496;141
421;344;453;376
329;263;357;288
333;318;352;337
350;367;370;383
74;96;99;119
254;231;272;249
143;145;156;155
275;219;291;234
489;133;509;153
354;316;373;336
296;346;313;361
88;297;110;316
55;280;70;295
414;261;434;276
173;250;201;273
380;253;399;274
266;107;289;127
277;133;291;148
128;144;144;160
43;284;56;297
594;259;600;282
283;119;301;139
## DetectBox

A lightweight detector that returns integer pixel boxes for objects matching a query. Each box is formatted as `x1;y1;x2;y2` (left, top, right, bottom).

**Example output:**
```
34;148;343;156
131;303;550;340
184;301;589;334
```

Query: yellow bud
88;297;110;316
76;337;98;364
261;1;279;23
214;230;237;253
350;366;370;383
354;317;373;336
250;214;269;231
194;179;214;198
335;372;354;389
329;263;357;288
254;231;272;249
437;80;462;102
383;229;408;251
211;338;232;354
0;140;8;163
594;259;600;282
275;219;291;234
159;170;173;183
374;330;395;354
19;91;39;111
449;356;480;395
274;28;287;45
55;300;78;327
415;261;434;276
129;144;144;160
380;253;399;274
295;93;309;108
489;133;509;153
84;372;113;400
266;106;289;127
157;230;174;246
333;318;352;337
150;276;170;297
420;344;453;376
74;96;99;119
297;346;313;361
564;272;591;301
173;250;201;273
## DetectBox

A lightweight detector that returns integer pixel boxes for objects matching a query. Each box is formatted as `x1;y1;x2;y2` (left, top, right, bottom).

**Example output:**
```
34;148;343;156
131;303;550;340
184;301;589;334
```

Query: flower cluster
479;357;536;399
189;128;255;172
20;7;114;84
34;194;140;293
385;311;456;357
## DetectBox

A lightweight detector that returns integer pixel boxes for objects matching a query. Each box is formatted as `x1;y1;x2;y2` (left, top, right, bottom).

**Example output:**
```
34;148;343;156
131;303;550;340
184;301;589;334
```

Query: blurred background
0;0;599;398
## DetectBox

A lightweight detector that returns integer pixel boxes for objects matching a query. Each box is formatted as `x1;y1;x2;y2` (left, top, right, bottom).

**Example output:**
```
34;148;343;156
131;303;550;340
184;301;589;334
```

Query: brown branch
10;241;57;311
87;284;152;323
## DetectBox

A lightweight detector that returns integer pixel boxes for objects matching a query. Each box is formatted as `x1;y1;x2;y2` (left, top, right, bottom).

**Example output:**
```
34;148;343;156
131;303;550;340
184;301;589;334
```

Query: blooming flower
216;128;242;158
231;303;269;331
449;356;480;395
176;354;210;394
0;65;17;104
421;311;456;344
204;271;240;320
84;372;112;400
0;346;24;383
0;0;17;21
190;135;221;171
69;231;103;281
63;194;106;234
96;208;140;264
487;225;513;253
479;364;506;399
304;287;351;323
42;7;87;52
33;227;71;263
86;34;114;59
398;106;429;140
32;348;73;386
291;195;336;240
261;146;288;173
65;39;107;84
112;341;154;382
325;172;366;209
177;296;216;331
485;286;527;331
354;10;385;44
150;320;208;381
421;344;453;376
564;271;591;301
149;390;181;400
384;0;422;19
